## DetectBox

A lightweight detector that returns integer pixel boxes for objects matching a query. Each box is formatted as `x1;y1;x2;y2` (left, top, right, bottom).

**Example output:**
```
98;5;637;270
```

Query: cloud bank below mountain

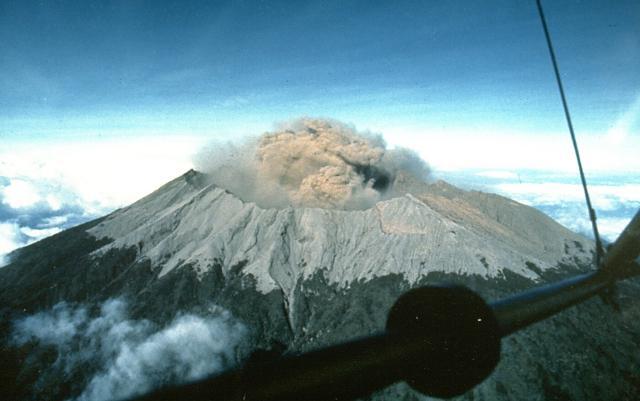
11;299;247;401
0;177;105;267
442;170;640;242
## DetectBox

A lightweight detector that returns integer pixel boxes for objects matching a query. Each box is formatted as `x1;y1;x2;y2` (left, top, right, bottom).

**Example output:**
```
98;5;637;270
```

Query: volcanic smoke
195;118;431;209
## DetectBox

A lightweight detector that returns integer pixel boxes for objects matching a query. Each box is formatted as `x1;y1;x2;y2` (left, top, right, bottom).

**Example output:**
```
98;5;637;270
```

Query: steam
11;299;247;401
194;118;430;209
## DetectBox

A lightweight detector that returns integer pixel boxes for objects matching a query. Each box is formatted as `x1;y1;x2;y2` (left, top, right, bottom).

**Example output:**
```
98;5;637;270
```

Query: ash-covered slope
86;170;591;293
1;170;639;401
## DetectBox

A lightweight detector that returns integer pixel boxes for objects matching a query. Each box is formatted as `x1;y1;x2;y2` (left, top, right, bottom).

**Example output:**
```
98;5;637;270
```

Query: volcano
1;167;640;401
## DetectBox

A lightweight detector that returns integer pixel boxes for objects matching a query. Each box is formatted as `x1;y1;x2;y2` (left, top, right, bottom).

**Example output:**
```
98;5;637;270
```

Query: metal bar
535;0;605;264
491;271;608;337
492;209;640;337
128;333;426;401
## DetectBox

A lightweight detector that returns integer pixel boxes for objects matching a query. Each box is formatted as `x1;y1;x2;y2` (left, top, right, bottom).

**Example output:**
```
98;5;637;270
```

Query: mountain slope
1;170;639;401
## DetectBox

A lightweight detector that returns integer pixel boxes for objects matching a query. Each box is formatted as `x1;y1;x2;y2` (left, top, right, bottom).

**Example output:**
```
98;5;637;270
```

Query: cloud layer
493;181;640;242
194;118;431;209
11;299;247;401
0;176;107;266
444;170;640;242
0;136;203;266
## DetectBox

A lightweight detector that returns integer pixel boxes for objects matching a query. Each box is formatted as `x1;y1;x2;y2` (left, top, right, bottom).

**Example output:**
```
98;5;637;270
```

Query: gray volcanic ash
194;118;430;209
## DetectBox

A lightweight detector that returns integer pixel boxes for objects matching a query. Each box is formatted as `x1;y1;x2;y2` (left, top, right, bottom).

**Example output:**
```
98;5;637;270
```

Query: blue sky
2;0;639;142
1;0;639;261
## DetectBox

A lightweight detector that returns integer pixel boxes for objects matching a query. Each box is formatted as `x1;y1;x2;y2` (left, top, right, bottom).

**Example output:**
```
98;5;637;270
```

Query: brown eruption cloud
194;118;431;209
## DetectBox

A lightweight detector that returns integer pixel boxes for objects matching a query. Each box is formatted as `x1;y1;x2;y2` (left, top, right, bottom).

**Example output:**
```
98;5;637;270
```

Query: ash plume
194;118;431;209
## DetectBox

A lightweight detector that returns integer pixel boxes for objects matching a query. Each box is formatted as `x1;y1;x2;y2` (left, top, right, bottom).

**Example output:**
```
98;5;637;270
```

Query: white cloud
442;170;638;243
598;217;636;241
46;194;62;211
0;222;64;267
487;181;639;242
0;136;205;210
0;176;104;265
20;226;62;240
43;215;69;226
11;299;247;401
0;222;23;266
475;170;518;179
494;183;640;211
538;204;630;243
1;179;41;208
374;123;640;173
0;135;206;260
13;301;89;347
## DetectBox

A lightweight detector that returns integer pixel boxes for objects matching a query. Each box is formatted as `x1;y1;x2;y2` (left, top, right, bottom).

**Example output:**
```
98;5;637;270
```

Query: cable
535;0;605;266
